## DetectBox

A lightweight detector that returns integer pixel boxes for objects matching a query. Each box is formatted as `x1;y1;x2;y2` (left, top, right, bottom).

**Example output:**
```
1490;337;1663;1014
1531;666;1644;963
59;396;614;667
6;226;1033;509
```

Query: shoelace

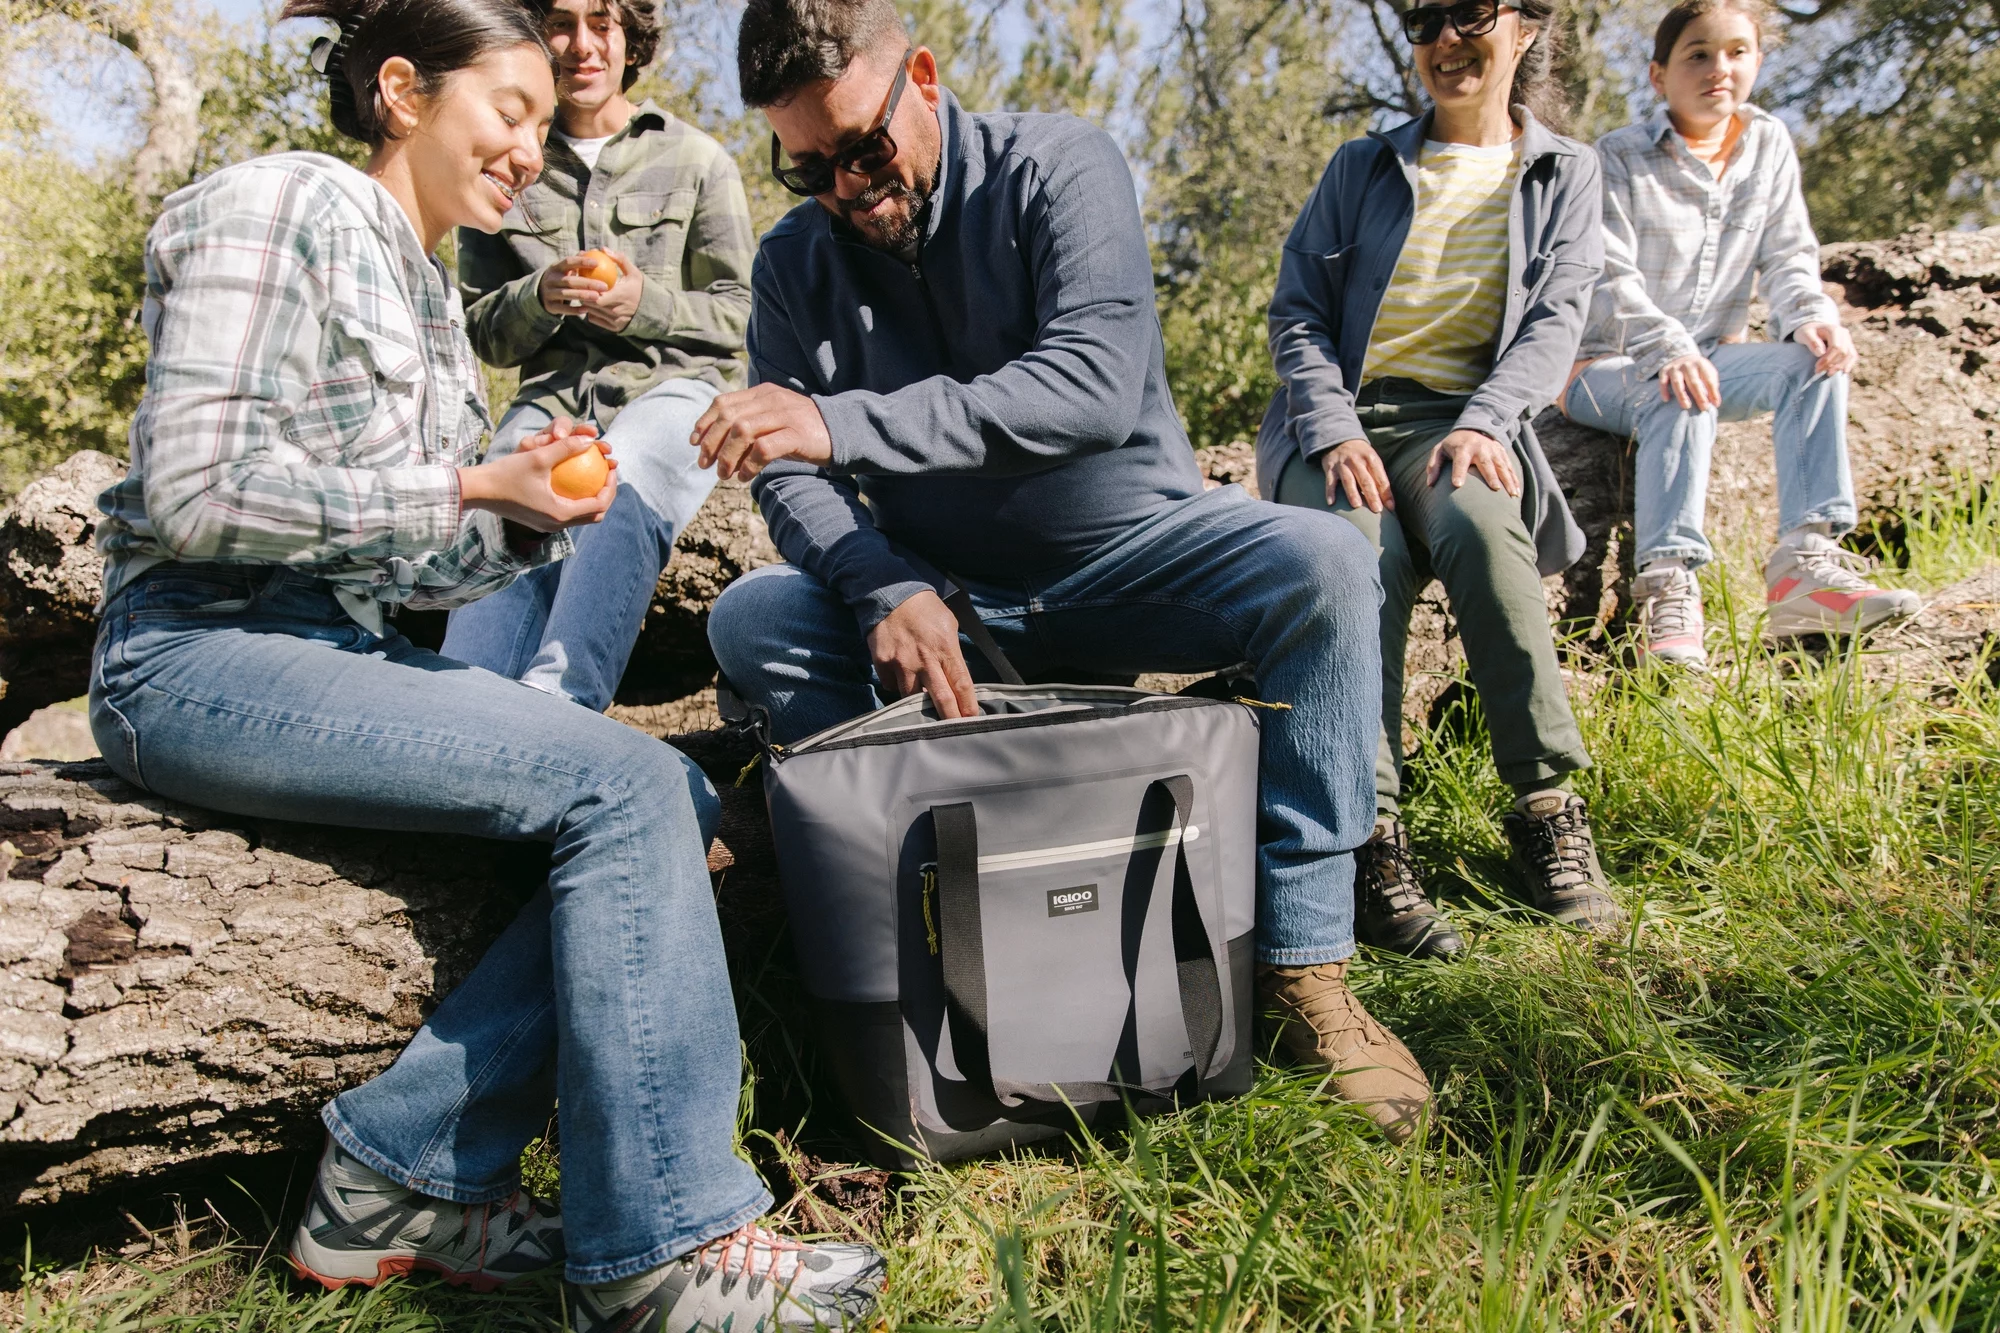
1515;804;1596;891
1276;966;1389;1043
1641;570;1700;639
463;1190;553;1270
1789;544;1877;592
1359;834;1428;916
692;1222;809;1290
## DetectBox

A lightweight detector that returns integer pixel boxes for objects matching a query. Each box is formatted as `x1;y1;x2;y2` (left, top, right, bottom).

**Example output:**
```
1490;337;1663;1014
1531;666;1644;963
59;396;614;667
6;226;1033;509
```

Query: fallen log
0;729;772;1214
0;457;779;733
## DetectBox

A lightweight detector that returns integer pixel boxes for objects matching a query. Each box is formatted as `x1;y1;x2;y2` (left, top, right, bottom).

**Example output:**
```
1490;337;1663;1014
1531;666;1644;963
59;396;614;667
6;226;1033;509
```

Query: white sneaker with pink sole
1763;532;1919;641
1633;563;1708;668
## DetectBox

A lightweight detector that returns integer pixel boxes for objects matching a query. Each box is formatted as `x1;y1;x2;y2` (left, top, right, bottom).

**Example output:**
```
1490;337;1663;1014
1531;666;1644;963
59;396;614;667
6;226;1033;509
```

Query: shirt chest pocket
612;187;698;282
1723;177;1772;234
303;318;428;462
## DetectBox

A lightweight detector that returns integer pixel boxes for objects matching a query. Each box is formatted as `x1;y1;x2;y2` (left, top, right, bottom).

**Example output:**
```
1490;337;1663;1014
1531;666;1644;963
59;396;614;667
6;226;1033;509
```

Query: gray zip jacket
1256;108;1601;575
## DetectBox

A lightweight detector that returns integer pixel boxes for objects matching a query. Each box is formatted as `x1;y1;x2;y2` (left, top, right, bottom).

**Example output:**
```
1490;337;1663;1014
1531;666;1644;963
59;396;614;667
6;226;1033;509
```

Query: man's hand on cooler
692;383;835;481
866;590;978;720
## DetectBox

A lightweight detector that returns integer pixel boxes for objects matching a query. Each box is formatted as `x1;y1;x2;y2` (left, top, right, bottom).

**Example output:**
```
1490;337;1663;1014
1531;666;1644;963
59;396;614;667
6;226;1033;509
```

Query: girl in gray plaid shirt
1565;0;1917;668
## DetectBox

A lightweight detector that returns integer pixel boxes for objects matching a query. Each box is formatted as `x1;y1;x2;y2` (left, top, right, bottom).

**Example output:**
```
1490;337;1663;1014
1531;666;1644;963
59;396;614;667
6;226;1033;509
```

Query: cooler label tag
1047;885;1100;917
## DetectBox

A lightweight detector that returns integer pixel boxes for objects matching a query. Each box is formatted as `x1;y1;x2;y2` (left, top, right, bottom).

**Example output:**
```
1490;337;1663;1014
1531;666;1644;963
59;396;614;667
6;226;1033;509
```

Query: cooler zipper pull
920;862;940;956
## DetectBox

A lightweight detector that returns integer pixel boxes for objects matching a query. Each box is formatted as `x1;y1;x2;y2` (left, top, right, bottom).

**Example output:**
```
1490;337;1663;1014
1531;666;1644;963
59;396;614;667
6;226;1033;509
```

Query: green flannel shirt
458;104;754;430
98;152;567;633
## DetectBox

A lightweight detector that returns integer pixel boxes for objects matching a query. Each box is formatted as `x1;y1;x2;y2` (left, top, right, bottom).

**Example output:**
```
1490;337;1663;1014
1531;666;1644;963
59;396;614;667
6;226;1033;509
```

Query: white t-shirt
559;132;614;170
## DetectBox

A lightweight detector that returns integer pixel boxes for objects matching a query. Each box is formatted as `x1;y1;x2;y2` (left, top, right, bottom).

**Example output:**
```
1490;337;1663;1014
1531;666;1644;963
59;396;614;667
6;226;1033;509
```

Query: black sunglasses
1400;0;1510;44
770;48;914;197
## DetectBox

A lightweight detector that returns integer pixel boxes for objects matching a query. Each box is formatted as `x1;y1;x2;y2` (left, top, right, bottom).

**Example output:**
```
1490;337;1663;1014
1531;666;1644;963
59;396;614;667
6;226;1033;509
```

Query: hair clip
309;33;337;74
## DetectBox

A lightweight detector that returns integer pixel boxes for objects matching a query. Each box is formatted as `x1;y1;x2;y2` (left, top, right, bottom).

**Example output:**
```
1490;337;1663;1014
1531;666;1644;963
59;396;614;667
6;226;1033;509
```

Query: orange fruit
550;443;610;500
570;249;620;288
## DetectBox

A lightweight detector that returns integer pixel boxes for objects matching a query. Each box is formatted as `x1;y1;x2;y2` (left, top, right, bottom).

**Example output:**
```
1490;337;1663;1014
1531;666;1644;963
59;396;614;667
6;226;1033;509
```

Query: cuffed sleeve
1755;125;1840;344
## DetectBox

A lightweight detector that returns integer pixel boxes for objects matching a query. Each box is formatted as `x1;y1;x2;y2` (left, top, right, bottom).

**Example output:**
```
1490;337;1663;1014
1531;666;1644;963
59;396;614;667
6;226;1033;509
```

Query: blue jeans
707;485;1383;966
89;565;770;1284
1563;342;1855;568
442;379;720;711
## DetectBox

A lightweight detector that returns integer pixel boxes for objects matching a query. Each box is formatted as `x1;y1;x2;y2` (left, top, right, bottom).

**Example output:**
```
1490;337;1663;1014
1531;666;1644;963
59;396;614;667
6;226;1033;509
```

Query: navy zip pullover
746;90;1204;628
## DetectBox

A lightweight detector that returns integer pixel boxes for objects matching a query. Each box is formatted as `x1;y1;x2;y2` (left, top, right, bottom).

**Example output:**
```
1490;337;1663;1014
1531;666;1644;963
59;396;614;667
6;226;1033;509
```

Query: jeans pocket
88;620;145;787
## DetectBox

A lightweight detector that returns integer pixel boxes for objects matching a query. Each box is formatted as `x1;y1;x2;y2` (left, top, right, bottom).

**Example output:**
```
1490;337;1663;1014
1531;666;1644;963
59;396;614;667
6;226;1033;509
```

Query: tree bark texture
0;730;773;1214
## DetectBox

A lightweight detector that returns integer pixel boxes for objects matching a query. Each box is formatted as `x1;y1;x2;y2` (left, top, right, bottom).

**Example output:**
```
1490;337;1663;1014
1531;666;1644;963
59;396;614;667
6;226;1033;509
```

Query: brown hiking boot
1501;792;1625;935
1355;816;1466;960
1257;960;1431;1143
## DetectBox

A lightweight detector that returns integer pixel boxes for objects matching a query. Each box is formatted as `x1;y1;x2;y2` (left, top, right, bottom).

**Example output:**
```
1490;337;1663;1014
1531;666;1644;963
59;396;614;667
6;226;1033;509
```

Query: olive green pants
1274;379;1591;808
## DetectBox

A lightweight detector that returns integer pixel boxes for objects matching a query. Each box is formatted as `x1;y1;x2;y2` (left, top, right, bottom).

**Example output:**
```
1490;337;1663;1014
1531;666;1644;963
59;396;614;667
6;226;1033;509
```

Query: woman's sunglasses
1400;0;1511;44
770;47;914;197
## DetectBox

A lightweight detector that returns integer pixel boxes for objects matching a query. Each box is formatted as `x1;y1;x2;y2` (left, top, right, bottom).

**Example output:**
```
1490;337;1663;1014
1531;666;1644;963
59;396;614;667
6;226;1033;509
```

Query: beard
838;164;936;257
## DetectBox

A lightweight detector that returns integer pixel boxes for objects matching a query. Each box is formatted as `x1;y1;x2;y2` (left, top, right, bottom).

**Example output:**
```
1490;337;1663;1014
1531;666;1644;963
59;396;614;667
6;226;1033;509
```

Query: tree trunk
109;10;204;202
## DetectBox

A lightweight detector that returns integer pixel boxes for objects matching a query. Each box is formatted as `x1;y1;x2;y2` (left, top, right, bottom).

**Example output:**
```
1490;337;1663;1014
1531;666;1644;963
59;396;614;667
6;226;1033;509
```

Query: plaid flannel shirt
97;152;568;632
1580;104;1839;378
457;104;754;429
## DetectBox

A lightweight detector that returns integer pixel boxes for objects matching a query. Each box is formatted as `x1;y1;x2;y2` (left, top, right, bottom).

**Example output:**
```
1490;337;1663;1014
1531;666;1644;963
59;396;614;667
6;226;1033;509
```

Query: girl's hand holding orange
457;418;616;532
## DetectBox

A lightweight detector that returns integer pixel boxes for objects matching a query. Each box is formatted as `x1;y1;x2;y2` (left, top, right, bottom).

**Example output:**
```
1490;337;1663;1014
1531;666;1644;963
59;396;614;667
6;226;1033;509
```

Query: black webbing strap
932;802;993;1091
928;777;1226;1105
942;587;1026;686
1162;775;1225;1083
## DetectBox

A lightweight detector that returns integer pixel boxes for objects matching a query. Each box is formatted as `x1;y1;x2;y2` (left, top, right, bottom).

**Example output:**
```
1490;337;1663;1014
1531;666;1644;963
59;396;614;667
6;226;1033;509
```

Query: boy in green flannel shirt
445;0;755;710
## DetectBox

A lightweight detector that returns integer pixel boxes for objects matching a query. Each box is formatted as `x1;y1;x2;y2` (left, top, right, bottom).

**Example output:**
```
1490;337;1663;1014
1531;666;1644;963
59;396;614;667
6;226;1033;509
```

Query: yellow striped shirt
1362;139;1519;393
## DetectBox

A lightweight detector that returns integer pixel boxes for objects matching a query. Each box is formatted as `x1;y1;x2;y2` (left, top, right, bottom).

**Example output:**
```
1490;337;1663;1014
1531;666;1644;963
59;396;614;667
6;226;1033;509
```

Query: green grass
10;491;2000;1331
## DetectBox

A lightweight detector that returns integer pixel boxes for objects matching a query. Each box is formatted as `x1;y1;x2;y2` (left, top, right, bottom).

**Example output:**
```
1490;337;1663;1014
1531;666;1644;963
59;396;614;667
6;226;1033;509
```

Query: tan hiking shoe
1258;960;1431;1143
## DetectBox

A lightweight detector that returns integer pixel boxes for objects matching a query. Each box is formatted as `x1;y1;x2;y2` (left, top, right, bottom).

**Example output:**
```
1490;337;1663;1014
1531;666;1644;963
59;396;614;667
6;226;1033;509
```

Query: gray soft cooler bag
762;682;1259;1167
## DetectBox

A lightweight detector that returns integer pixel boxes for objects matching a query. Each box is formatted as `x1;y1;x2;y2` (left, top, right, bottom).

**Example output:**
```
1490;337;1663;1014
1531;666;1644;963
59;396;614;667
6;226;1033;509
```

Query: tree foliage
1773;0;2000;238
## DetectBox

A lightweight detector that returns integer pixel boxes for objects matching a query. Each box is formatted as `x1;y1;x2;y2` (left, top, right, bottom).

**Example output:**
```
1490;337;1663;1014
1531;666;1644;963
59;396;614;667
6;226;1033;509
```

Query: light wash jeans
707;485;1384;967
89;565;770;1284
1563;341;1855;568
442;378;720;711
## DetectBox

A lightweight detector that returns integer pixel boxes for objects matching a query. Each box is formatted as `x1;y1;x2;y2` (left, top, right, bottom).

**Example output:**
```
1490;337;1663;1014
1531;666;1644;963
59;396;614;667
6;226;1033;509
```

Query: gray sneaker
572;1222;886;1331
289;1140;563;1292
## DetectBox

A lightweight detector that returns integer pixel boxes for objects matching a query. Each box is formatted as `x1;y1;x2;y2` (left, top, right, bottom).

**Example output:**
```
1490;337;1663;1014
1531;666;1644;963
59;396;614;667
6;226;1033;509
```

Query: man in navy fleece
698;0;1428;1141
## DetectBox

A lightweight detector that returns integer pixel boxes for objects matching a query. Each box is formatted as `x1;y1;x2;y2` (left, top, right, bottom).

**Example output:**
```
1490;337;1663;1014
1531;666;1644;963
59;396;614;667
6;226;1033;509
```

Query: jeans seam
402;992;557;1196
133;678;623;787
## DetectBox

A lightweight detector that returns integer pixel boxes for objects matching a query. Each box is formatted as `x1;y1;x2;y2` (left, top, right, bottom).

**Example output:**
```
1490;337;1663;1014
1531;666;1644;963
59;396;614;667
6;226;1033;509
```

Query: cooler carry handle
930;775;1225;1105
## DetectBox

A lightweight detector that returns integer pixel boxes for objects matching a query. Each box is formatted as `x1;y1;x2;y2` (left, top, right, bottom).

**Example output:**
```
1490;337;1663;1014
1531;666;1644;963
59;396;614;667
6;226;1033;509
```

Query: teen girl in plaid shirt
88;0;883;1326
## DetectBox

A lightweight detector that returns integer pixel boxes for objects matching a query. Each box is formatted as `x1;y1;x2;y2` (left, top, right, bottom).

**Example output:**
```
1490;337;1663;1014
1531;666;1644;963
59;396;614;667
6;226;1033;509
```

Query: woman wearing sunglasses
1258;0;1618;954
